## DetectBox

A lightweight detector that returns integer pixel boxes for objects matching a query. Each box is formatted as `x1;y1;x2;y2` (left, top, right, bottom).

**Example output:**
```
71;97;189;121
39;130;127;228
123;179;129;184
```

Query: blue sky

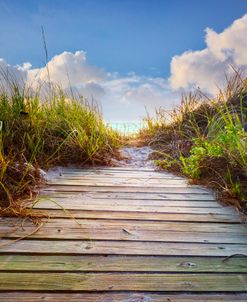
0;1;247;121
0;0;246;76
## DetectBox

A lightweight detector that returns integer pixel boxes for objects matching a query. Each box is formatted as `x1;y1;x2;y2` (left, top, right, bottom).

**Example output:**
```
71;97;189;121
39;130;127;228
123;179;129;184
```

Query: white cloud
80;82;105;101
25;51;180;120
101;75;180;121
206;15;247;64
170;14;247;94
0;51;178;120
28;50;106;89
0;58;28;88
1;14;247;120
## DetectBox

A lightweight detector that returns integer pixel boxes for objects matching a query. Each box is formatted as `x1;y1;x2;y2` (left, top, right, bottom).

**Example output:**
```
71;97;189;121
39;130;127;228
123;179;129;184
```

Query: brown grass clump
0;81;121;218
140;73;247;212
0;156;43;218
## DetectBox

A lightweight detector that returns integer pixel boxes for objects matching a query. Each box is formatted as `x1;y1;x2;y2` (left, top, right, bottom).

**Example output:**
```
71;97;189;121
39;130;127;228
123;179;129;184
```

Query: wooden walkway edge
0;167;247;301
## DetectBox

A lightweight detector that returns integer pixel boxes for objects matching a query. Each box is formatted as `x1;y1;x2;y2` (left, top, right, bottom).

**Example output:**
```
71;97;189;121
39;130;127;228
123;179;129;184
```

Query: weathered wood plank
49;174;186;181
31;197;223;209
2;225;247;243
56;175;184;180
1;167;246;298
1;293;247;302
1;255;247;273
55;171;183;178
25;209;241;223
1;218;245;233
0;272;247;291
58;167;166;173
31;200;236;214
41;191;216;200
48;180;191;187
43;185;209;194
1;239;247;256
61;167;158;172
32;198;221;208
57;169;181;178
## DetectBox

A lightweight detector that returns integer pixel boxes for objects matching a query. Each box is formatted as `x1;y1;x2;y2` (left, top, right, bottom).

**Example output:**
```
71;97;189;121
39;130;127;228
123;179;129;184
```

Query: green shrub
141;74;247;210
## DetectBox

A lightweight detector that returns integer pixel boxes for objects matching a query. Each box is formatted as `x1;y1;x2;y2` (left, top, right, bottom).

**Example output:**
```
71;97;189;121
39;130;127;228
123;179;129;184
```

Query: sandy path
116;146;155;169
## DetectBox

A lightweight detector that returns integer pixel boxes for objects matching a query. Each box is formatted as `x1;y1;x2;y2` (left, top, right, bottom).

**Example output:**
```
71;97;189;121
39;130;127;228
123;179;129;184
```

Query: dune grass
0;82;121;217
140;74;247;211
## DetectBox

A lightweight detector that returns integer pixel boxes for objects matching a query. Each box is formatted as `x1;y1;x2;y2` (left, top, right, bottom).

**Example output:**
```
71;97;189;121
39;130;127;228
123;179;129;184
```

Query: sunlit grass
0;80;121;217
140;73;247;210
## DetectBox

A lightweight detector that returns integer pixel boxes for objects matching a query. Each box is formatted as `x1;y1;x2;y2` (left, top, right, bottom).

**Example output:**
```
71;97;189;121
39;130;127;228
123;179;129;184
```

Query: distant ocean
107;121;144;134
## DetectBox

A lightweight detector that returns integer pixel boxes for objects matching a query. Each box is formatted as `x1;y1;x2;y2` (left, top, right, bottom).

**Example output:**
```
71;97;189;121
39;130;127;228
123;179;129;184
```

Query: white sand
117;146;155;169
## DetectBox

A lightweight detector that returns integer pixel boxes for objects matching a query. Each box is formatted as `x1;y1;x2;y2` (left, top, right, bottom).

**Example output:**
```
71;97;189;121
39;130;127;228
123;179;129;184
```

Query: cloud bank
0;50;180;121
0;58;29;87
0;14;247;120
170;14;247;94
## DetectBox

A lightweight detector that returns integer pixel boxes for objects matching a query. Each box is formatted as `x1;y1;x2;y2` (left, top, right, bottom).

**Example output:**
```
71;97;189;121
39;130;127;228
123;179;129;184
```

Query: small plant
180;146;206;179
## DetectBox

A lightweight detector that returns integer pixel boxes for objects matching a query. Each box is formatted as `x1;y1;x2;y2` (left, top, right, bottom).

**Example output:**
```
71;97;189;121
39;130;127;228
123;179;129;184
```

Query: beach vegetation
140;73;247;210
0;78;121;217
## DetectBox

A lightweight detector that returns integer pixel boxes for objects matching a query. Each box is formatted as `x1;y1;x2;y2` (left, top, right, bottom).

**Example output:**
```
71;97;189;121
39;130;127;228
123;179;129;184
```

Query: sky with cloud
0;0;247;121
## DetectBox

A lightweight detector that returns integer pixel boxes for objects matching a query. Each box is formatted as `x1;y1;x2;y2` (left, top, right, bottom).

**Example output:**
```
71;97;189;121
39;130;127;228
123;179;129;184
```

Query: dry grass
0;81;121;217
140;73;247;211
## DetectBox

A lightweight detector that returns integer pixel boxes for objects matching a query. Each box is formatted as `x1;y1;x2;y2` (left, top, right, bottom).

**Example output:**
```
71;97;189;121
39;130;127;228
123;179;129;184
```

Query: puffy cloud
1;14;247;120
169;49;231;94
206;15;247;64
0;51;178;120
25;51;179;120
28;50;106;89
103;75;179;108
101;75;180;121
170;14;247;94
0;58;28;88
80;82;105;101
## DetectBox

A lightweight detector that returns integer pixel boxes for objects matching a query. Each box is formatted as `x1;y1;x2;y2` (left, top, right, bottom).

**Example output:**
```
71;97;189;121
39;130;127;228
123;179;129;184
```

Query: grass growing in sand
140;74;247;211
0;81;121;217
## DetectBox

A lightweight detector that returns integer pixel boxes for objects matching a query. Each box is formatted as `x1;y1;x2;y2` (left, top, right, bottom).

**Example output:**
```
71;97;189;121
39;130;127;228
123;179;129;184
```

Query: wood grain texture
1;218;244;232
1;293;247;302
0;272;247;291
43;185;209;194
30;198;221;207
31;200;233;214
25;209;241;222
1;255;247;272
48;180;191;187
42;191;216;200
0;167;246;300
2;226;247;243
1;239;247;256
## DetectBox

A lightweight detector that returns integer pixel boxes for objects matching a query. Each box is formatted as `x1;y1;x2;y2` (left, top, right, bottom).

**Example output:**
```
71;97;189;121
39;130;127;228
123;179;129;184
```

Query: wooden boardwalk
0;167;247;301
